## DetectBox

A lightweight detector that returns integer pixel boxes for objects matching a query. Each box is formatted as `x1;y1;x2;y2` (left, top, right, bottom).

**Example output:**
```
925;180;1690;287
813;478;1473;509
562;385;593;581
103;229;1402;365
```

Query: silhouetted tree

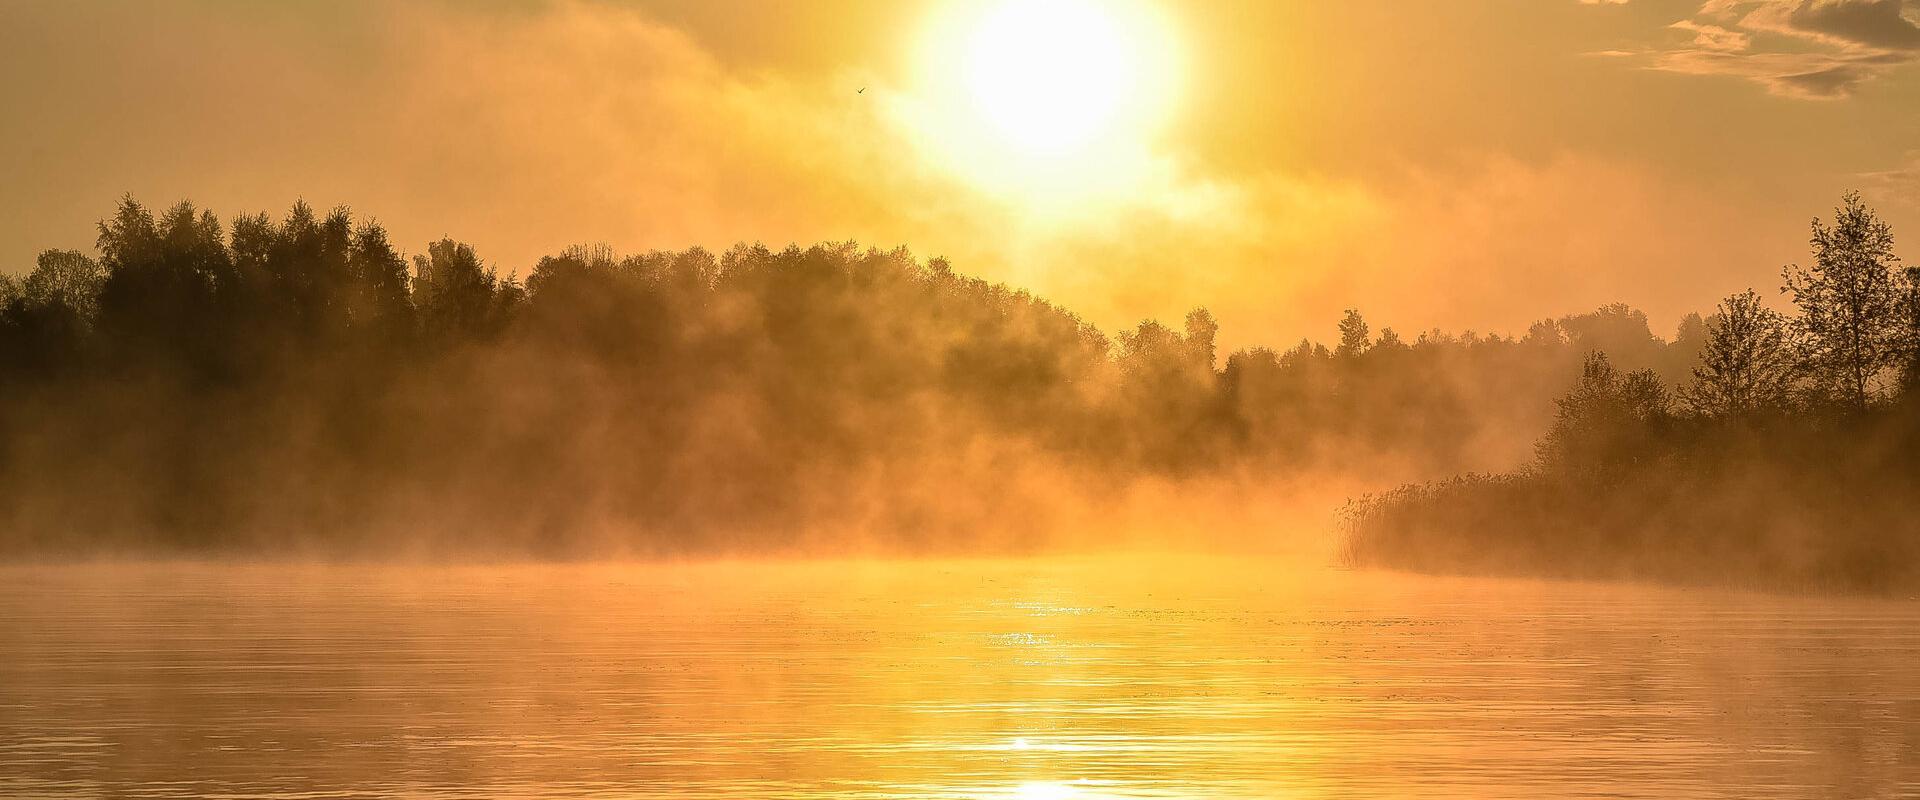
16;250;104;327
0;250;105;376
1900;265;1920;392
1678;290;1798;418
1116;310;1223;469
1663;311;1711;384
1523;319;1568;348
1557;303;1662;370
1535;352;1668;485
1338;192;1920;592
1184;308;1218;369
94;199;240;377
1783;191;1903;410
1336;308;1370;359
343;222;413;341
413;238;518;345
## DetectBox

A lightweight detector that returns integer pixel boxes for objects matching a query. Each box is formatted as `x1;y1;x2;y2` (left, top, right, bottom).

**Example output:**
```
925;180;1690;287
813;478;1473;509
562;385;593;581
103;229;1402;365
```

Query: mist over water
3;557;1915;799
5;1;1920;796
4;193;1919;597
6;194;1913;797
0;197;1759;564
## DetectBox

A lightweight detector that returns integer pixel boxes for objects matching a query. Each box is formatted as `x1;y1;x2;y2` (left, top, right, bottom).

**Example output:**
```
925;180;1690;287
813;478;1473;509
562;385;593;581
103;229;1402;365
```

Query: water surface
2;556;1916;798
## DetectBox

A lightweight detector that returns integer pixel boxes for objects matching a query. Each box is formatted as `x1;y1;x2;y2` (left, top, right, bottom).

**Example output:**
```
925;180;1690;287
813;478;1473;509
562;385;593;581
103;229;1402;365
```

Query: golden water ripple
1;557;1916;798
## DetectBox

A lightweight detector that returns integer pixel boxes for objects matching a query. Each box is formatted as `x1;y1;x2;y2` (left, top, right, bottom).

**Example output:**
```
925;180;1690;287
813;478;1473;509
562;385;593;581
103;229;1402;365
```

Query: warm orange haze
3;0;1920;797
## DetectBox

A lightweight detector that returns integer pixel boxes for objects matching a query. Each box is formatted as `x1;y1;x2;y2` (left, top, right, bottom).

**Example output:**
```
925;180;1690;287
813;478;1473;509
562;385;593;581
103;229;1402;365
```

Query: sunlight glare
900;0;1182;210
964;0;1131;154
1013;781;1082;800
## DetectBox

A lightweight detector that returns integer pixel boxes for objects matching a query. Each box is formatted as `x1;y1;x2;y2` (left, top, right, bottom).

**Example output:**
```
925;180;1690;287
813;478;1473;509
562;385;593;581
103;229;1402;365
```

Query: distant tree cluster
1346;193;1920;592
0;194;1848;557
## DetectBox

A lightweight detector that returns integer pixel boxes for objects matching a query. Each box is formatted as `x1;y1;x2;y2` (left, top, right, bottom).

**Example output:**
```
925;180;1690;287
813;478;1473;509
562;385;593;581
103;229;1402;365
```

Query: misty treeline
0;196;1728;556
1347;192;1920;592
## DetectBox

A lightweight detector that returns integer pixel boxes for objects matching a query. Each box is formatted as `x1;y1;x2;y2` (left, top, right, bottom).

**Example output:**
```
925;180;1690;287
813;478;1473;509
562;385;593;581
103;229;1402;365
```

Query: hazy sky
2;0;1916;347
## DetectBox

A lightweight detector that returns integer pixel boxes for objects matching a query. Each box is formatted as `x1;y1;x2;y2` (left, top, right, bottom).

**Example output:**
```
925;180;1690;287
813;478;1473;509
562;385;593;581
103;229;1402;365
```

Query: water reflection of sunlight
1013;602;1096;616
992;737;1091;753
1012;780;1088;799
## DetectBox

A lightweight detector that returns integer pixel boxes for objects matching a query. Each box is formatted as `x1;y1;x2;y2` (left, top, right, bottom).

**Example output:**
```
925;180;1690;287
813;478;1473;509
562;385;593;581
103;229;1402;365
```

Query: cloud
1859;151;1920;207
1628;0;1920;98
1736;0;1920;50
1649;46;1906;97
1670;20;1754;50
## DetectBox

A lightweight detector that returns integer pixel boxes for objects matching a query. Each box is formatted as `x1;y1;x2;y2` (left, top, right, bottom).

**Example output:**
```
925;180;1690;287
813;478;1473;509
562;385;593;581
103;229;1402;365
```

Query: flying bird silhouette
858;87;866;94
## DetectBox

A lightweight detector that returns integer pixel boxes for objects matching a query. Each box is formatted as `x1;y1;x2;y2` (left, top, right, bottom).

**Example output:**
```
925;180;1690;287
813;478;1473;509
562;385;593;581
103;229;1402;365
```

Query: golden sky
2;0;1917;348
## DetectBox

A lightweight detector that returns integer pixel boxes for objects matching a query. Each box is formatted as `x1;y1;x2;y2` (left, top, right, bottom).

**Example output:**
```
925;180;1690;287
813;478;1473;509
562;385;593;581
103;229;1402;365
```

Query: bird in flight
857;87;866;94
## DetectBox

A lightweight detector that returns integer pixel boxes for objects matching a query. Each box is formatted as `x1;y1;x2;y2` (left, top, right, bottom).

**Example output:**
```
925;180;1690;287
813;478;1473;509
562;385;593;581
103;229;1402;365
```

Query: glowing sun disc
962;0;1136;154
901;0;1182;207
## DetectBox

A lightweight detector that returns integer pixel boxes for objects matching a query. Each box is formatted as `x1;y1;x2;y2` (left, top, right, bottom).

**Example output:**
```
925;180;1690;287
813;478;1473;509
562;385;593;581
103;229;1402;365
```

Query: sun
962;0;1137;155
901;0;1181;206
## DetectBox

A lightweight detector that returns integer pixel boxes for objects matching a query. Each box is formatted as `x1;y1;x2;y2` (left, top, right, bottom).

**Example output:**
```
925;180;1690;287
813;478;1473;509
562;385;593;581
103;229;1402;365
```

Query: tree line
1345;193;1920;592
0;194;1886;559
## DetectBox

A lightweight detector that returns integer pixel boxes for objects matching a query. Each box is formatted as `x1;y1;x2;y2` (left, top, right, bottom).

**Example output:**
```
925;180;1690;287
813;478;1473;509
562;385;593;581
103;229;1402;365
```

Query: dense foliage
0;197;1718;556
1346;193;1920;592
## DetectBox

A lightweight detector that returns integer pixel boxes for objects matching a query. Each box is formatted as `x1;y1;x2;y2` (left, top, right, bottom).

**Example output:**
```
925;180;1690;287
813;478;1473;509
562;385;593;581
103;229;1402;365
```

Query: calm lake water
1;556;1917;799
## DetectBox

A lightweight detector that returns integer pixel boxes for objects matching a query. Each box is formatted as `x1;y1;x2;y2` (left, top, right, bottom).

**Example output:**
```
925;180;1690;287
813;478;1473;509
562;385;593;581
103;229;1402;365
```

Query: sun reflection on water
1010;779;1093;799
7;558;1918;798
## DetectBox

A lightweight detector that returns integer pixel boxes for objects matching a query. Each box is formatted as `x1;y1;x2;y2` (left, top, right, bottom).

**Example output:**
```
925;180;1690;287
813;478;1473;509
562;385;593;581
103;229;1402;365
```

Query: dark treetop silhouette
1;195;1914;589
1345;192;1920;593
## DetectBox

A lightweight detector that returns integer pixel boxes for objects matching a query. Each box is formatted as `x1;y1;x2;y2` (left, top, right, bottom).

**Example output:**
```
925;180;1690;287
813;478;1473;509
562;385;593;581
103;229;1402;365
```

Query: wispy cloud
1669;20;1754;51
1614;0;1920;98
1730;0;1920;50
1859;151;1920;206
1650;45;1909;97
